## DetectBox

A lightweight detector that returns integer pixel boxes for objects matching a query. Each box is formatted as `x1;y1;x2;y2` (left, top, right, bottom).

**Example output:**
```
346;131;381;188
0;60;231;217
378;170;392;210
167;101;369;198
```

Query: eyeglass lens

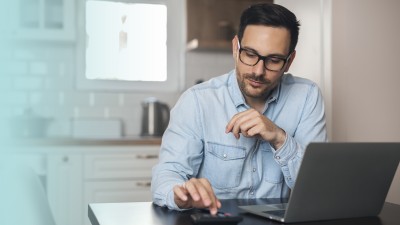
239;49;286;71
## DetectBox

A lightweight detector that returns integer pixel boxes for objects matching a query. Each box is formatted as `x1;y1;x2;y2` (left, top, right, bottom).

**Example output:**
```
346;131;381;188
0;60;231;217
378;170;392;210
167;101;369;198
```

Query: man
151;3;327;215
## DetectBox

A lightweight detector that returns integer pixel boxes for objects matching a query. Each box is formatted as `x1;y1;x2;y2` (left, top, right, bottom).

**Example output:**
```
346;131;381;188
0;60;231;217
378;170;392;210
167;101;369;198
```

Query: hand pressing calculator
190;211;243;224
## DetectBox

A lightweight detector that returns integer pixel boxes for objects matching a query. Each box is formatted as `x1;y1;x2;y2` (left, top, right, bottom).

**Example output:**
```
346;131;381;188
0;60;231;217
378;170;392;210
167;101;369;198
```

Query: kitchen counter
3;136;162;147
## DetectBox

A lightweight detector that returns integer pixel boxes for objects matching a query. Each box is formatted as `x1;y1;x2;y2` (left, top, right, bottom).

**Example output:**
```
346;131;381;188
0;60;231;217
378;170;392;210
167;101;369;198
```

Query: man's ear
284;50;296;72
232;35;239;59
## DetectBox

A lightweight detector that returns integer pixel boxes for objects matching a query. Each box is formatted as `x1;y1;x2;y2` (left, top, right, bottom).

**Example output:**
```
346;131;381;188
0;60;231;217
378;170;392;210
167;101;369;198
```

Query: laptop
239;142;400;223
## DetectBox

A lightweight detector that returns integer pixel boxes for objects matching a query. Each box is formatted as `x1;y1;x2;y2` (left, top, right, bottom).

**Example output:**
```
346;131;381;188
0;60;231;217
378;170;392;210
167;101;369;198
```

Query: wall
0;41;182;138
331;0;400;204
185;51;233;89
331;0;400;142
0;41;233;138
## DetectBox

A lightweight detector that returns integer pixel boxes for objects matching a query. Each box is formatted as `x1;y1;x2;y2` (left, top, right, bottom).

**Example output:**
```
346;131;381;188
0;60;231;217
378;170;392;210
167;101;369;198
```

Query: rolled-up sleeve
272;83;328;188
151;90;204;210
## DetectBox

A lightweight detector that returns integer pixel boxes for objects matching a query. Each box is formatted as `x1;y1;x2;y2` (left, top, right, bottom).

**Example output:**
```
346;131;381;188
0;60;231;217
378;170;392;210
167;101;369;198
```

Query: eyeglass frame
237;40;293;72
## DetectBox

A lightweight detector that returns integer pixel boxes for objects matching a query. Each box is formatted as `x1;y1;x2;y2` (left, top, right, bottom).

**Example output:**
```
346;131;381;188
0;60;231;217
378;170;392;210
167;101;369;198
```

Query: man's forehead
241;25;291;55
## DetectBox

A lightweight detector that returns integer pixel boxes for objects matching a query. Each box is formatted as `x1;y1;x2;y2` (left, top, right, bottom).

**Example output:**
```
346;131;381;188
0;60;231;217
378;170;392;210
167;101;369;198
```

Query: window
76;0;185;91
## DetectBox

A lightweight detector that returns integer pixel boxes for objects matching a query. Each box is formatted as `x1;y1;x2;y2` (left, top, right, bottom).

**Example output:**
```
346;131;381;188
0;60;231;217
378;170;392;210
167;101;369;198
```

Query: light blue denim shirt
151;70;327;210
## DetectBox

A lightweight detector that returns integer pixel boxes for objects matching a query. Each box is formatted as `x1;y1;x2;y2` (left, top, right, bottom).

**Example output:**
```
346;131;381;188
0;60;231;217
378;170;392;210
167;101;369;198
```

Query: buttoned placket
249;139;261;198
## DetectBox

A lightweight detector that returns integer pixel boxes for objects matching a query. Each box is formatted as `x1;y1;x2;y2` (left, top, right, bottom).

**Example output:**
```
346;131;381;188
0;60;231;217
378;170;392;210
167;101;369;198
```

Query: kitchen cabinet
9;139;161;225
186;0;273;51
1;0;75;41
47;153;83;225
84;180;153;225
82;147;159;225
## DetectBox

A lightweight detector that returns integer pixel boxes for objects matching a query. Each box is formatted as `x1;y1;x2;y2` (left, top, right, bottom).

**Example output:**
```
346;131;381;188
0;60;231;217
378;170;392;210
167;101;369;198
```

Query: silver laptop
239;142;400;223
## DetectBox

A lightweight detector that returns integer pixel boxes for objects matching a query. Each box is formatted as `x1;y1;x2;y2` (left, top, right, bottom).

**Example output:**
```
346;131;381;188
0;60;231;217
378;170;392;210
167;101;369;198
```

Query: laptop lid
240;142;400;223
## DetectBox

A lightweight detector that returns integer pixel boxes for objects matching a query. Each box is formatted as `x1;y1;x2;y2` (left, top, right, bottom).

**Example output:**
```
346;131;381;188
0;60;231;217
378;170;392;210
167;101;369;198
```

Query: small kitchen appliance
140;97;170;137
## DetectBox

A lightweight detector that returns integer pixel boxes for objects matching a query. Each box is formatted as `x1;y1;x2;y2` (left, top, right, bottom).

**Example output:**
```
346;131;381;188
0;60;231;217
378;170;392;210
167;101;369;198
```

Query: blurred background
0;1;399;225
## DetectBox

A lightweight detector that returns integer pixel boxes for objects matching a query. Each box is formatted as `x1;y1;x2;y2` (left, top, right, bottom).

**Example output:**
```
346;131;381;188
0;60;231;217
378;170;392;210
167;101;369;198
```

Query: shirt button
252;168;256;172
223;154;227;158
250;191;254;195
275;156;281;160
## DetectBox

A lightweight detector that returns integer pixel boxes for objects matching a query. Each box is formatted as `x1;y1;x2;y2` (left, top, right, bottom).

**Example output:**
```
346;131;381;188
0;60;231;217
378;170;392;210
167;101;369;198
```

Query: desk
88;199;400;225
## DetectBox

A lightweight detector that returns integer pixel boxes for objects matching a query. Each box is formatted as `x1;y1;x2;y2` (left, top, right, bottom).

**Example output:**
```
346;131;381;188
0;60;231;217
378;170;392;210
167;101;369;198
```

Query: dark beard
238;73;272;99
243;73;269;84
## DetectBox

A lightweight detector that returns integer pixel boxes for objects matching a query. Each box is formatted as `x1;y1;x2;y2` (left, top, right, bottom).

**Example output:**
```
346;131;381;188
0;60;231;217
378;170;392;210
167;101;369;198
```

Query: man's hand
173;178;221;215
225;109;286;149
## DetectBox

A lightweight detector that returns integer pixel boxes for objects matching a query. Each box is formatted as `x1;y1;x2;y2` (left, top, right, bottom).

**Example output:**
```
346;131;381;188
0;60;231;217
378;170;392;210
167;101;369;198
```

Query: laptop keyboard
263;210;286;217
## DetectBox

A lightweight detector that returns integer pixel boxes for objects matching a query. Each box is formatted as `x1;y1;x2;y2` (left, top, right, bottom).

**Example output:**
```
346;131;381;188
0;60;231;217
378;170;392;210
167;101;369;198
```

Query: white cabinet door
47;153;83;225
83;179;153;225
1;0;75;41
83;147;159;225
85;180;153;203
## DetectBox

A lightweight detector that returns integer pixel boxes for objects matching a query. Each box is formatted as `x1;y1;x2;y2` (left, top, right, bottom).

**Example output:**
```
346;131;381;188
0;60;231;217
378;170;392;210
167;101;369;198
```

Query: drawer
84;179;152;203
84;153;159;179
83;179;152;225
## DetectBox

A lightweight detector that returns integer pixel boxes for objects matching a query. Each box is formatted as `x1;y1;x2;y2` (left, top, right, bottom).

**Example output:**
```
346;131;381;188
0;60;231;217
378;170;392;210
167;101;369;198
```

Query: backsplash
0;42;233;138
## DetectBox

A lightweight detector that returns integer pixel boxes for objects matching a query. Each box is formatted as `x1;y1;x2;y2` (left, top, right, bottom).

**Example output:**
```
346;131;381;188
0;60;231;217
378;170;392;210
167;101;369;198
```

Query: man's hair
237;3;300;53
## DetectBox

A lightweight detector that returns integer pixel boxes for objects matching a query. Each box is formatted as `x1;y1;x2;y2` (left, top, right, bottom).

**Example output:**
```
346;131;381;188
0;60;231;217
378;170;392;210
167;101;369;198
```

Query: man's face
232;25;294;101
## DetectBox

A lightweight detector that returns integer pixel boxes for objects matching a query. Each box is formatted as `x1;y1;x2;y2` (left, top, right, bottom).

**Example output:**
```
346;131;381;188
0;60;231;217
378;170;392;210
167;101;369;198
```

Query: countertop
3;136;162;147
88;200;400;225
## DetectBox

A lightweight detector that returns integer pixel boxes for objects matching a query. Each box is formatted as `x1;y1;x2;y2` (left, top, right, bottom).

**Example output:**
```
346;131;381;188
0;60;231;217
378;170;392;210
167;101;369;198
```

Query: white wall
0;42;183;138
185;51;233;89
331;0;400;142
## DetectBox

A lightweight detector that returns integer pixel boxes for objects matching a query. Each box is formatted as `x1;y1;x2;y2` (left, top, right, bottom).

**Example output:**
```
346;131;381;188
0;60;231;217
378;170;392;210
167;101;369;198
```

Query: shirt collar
228;70;246;108
228;69;281;108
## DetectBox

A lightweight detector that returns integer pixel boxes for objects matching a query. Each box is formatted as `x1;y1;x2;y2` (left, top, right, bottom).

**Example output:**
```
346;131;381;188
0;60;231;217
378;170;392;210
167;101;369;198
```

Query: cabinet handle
136;181;151;187
136;154;158;159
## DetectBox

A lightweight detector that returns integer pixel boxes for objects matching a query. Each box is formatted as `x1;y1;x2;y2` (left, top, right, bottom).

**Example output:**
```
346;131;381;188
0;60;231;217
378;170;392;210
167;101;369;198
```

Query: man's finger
185;180;201;202
225;115;238;133
173;185;188;201
198;179;220;215
225;110;249;133
195;182;212;207
226;110;257;136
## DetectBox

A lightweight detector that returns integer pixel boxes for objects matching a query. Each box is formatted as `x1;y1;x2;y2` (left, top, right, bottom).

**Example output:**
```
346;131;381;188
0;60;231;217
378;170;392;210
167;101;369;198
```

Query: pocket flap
207;142;246;160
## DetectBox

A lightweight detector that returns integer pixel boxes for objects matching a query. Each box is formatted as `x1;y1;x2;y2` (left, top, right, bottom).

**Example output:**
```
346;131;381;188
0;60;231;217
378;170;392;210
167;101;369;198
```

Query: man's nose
252;59;266;75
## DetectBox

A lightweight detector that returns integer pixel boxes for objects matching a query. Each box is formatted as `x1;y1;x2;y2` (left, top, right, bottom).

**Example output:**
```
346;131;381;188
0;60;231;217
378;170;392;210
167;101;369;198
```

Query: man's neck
246;97;267;113
244;87;277;113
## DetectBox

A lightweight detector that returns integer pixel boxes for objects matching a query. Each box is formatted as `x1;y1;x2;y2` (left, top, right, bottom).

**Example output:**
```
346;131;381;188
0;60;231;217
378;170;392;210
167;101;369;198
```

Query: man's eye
245;51;258;58
269;57;283;64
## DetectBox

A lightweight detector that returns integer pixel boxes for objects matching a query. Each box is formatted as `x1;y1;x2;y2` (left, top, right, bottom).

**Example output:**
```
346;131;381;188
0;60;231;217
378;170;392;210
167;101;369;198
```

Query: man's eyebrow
241;46;258;53
242;46;287;58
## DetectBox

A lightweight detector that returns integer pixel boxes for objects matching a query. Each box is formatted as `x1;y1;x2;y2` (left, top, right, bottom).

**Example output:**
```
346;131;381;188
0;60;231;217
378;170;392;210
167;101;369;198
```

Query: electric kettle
140;97;170;137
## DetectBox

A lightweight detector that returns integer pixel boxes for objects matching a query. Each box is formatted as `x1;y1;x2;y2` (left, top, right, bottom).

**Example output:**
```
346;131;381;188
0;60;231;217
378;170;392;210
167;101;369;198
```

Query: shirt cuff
166;186;193;211
270;133;297;166
166;188;182;210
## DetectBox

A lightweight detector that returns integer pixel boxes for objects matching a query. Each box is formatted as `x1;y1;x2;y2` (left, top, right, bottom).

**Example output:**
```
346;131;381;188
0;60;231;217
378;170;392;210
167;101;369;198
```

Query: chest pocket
203;142;246;189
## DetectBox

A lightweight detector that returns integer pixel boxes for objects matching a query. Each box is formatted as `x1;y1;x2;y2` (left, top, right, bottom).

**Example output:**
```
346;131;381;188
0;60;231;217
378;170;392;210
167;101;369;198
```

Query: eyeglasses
237;41;292;72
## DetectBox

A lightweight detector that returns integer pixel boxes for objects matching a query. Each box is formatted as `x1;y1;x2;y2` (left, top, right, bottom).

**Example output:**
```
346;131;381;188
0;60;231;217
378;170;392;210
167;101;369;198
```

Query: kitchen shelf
186;0;273;51
187;39;232;51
